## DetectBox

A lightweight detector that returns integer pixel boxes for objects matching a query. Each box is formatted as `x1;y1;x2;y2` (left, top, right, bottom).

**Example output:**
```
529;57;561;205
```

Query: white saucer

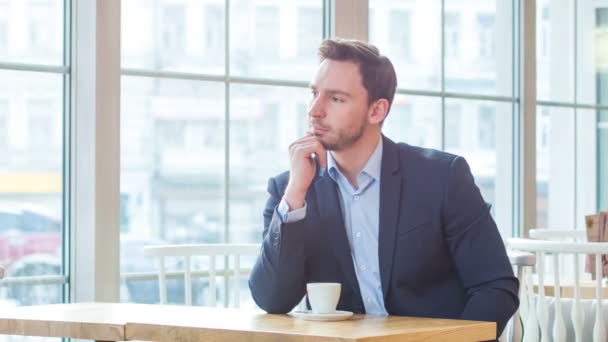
291;310;354;321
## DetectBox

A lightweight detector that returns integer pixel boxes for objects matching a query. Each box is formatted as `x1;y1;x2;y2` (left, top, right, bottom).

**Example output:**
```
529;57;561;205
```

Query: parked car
0;203;62;305
0;203;214;306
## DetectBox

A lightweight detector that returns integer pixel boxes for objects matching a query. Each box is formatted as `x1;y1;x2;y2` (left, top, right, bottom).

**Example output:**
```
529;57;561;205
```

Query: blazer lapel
378;136;404;301
314;174;360;294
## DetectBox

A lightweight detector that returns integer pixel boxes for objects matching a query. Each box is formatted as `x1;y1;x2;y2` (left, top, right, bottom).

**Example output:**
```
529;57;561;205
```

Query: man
249;38;518;338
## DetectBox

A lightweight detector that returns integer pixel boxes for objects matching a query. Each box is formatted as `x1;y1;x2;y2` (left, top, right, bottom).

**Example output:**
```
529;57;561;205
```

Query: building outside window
445;104;462;149
478;106;496;149
27;99;55;150
477;14;495;60
389;10;411;60
161;4;186;65
255;6;279;60
444;12;460;59
297;7;322;58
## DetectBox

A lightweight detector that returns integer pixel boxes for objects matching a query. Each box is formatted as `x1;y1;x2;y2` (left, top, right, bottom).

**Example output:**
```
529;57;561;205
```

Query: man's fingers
293;141;322;156
289;134;327;168
289;135;319;151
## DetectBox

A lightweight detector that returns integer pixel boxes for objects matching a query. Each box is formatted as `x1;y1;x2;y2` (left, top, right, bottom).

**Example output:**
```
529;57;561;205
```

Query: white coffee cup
306;282;341;314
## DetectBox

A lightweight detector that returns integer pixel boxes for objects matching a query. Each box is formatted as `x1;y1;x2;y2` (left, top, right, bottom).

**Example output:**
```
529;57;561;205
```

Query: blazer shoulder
397;143;459;170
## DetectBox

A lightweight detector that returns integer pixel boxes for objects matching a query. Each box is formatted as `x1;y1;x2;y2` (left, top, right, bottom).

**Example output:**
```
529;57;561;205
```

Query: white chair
508;238;608;342
143;244;259;307
529;229;586;242
502;250;536;342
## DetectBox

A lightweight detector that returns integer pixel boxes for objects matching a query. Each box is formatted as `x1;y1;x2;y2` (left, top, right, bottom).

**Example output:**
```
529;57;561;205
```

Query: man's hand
284;133;327;210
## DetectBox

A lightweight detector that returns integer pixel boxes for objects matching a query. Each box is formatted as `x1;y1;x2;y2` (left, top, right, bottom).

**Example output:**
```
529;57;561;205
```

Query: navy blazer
249;135;518;338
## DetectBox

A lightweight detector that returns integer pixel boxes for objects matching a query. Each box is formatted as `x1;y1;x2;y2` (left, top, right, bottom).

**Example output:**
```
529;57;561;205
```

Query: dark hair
318;38;397;117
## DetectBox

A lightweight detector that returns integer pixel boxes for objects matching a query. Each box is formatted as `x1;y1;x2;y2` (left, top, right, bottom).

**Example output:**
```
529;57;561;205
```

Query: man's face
308;59;371;151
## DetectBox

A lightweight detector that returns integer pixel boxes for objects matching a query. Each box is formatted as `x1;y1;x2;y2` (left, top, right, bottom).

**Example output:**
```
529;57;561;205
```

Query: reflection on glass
230;0;323;80
536;0;575;102
229;85;309;244
369;0;441;90
445;99;513;237
120;76;226;284
575;109;604;223
444;0;513;96
0;70;64;307
0;0;64;65
600;110;608;210
121;0;226;74
576;3;607;105
382;95;441;149
536;106;576;229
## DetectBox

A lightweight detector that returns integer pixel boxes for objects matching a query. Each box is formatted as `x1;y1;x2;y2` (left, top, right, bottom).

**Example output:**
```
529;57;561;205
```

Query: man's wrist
283;187;306;210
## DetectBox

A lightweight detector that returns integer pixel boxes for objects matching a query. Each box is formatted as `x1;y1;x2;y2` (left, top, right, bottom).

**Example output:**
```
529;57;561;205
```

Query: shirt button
355;232;361;238
354;195;360;200
360;265;367;271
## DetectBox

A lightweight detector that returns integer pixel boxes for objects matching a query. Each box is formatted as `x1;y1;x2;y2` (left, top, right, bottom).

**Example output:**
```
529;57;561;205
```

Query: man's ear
368;99;389;125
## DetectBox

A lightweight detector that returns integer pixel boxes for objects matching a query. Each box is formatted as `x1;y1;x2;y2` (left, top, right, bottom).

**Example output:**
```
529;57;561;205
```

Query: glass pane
381;94;441;149
369;0;441;91
0;70;64;306
0;0;64;65
229;85;308;244
598;110;608;210
121;0;225;74
445;100;514;237
444;0;513;96
230;0;323;81
536;0;575;103
536;106;576;229
574;109;602;223
577;6;608;105
120;76;226;303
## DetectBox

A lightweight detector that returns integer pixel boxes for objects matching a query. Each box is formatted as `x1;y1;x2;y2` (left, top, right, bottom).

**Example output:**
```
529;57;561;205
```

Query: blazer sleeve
248;176;309;313
442;156;519;338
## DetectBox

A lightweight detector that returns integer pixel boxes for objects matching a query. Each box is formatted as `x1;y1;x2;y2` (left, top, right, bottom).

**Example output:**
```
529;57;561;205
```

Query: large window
0;0;68;324
120;0;323;307
535;0;608;229
370;0;515;237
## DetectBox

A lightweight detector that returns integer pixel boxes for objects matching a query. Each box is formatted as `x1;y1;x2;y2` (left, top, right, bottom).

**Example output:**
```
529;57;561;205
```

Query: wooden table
0;303;496;342
0;303;127;341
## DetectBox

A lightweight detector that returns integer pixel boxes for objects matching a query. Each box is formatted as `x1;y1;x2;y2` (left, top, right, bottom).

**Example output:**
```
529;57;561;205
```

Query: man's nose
308;97;325;118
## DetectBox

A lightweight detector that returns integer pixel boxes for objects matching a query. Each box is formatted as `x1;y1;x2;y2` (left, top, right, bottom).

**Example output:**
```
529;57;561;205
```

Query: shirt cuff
277;198;307;223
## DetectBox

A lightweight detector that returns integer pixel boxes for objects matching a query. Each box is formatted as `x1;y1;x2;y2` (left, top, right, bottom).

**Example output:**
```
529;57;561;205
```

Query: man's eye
332;96;344;103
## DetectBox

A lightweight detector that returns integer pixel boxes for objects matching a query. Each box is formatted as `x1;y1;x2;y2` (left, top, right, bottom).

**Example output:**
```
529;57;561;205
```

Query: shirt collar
326;136;383;182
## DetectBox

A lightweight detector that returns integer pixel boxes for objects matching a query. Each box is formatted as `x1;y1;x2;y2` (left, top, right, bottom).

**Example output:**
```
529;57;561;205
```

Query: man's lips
311;124;329;133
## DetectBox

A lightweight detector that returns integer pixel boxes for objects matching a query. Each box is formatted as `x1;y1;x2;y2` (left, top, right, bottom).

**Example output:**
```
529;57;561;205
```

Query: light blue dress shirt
278;137;388;316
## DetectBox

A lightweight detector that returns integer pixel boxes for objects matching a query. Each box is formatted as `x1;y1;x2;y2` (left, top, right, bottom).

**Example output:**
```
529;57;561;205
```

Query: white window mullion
71;0;121;303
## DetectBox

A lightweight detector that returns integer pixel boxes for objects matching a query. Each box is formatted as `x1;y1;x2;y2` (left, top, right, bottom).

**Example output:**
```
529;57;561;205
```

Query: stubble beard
318;120;367;152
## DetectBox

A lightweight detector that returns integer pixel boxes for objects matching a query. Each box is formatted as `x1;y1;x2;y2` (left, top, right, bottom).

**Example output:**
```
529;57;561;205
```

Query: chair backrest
508;238;608;342
143;244;259;307
502;250;536;342
529;229;587;242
